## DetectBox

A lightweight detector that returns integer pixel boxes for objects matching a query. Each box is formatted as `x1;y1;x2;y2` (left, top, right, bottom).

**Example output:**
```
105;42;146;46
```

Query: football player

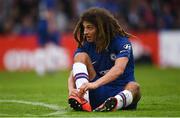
68;7;141;112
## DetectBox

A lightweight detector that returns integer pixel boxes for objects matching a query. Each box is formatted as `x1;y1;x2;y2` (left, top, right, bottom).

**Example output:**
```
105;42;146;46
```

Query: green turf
0;65;180;117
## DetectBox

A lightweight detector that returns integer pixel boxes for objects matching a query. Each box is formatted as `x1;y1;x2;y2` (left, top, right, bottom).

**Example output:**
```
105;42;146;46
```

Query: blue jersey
75;35;135;85
75;35;135;109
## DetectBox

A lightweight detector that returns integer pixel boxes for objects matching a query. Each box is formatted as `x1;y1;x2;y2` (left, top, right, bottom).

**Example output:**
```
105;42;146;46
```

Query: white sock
73;62;89;102
114;90;133;109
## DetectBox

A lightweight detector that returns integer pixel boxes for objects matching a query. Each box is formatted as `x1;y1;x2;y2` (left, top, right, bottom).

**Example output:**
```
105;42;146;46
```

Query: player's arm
79;57;128;92
95;57;128;87
94;40;131;87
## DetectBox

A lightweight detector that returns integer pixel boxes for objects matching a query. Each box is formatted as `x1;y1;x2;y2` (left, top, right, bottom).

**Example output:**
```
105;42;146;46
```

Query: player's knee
133;82;141;103
74;52;90;64
125;82;140;91
125;82;141;99
134;82;140;93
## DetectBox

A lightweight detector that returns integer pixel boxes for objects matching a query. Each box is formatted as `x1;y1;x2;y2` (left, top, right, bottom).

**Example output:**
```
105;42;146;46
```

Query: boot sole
68;98;82;111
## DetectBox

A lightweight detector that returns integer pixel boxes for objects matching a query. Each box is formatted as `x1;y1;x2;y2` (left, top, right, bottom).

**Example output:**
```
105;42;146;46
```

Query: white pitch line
0;99;67;116
0;113;11;116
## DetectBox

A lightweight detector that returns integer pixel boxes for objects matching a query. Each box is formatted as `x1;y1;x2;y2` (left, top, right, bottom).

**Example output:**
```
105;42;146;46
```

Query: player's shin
73;62;90;102
115;90;133;110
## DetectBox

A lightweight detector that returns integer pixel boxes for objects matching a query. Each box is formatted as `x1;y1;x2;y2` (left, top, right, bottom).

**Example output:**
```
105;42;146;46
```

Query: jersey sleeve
74;42;89;56
113;37;132;59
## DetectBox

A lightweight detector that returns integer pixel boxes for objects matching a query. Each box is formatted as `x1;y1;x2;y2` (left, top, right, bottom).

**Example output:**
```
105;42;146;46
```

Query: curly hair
74;7;131;53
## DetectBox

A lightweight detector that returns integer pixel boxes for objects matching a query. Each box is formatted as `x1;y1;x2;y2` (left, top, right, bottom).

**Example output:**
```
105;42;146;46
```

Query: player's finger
84;85;89;91
71;93;77;97
78;89;84;97
80;83;87;91
71;89;79;96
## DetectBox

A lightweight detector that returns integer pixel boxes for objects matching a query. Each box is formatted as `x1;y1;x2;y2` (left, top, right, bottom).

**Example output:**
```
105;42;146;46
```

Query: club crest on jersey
110;53;116;61
123;44;131;50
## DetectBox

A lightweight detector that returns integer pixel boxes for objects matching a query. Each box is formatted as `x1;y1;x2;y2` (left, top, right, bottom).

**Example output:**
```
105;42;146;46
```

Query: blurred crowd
0;0;179;36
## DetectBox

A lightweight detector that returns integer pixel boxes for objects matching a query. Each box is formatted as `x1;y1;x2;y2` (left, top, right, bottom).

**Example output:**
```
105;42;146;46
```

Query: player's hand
69;88;79;97
79;82;98;94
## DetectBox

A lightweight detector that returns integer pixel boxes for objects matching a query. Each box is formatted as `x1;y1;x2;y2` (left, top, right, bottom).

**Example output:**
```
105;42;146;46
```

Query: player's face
83;21;97;42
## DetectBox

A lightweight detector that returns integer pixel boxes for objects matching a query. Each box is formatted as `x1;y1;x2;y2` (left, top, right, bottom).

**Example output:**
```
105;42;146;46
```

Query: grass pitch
0;65;180;117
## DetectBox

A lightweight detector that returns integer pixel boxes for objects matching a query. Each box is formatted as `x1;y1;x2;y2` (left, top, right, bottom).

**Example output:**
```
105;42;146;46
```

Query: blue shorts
89;76;137;110
89;84;124;109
